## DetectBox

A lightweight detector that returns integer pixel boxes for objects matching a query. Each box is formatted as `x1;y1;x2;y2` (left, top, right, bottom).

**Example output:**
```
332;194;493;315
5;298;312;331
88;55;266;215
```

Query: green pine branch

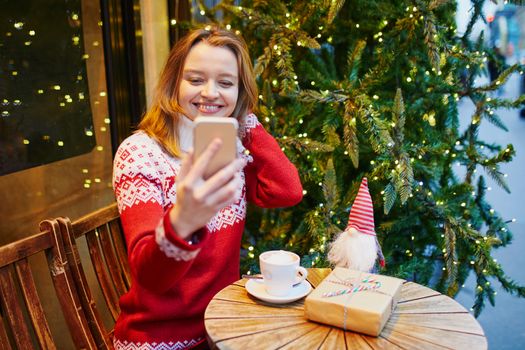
343;100;359;168
322;158;339;211
443;220;459;295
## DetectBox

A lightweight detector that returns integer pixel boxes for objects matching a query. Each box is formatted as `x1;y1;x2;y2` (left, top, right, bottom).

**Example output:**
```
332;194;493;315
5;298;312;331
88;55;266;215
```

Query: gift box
304;267;404;336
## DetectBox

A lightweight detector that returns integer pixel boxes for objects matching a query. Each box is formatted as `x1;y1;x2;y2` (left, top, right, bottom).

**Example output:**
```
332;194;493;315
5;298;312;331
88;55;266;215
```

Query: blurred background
455;1;525;348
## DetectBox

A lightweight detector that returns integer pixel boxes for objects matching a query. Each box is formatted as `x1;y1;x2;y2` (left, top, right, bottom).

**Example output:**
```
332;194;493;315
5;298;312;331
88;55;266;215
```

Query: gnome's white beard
327;227;377;272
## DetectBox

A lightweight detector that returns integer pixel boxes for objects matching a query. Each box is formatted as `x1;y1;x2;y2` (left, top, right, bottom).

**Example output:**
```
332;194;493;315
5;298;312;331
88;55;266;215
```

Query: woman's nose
201;82;219;98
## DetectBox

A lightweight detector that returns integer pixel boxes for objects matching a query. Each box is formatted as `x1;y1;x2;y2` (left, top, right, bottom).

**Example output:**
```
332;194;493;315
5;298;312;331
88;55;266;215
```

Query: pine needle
344;100;359;168
383;183;397;214
347;40;366;85
444;220;459;295
327;0;345;24
424;15;440;72
482;165;510;193
323;158;339;210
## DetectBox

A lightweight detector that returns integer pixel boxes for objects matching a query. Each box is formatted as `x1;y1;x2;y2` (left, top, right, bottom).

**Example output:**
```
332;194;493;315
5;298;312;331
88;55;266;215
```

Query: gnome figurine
328;177;385;272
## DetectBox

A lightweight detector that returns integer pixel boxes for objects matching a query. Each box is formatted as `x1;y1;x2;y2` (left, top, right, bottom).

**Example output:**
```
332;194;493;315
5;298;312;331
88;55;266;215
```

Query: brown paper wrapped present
304;267;404;336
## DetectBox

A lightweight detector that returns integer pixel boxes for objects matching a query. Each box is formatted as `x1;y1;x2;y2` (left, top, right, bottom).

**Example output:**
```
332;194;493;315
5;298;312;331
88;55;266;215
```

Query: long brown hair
138;26;258;158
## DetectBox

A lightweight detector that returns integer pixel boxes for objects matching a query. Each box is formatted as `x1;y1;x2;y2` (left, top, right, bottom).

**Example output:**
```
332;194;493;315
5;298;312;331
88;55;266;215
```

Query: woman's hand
169;138;246;240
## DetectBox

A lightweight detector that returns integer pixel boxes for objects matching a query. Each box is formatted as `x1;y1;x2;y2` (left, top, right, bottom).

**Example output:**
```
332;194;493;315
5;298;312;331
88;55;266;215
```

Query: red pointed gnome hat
347;177;386;267
347;177;376;236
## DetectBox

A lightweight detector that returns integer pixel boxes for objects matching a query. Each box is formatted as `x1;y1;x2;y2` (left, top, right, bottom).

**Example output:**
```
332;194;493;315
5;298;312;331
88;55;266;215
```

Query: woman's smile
193;103;224;114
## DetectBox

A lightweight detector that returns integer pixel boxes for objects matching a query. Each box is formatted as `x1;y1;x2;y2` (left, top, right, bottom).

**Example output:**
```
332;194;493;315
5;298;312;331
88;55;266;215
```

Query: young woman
112;26;303;349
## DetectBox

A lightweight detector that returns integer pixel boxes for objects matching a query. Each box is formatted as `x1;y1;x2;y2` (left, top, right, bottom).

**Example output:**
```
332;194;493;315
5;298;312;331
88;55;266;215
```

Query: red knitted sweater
112;114;302;350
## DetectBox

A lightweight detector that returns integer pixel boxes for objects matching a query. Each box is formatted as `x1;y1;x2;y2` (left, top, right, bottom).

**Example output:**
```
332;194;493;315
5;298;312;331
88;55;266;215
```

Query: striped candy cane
322;278;382;298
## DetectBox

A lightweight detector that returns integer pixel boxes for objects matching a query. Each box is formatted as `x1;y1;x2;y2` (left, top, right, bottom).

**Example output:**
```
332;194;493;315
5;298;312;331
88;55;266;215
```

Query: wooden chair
0;219;97;349
55;202;130;349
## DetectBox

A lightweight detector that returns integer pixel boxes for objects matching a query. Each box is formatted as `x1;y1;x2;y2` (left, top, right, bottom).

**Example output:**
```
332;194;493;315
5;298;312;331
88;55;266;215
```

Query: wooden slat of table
206;317;306;341
399;281;441;302
385;322;488;349
379;327;445;350
397;294;467;314
213;283;304;310
216;322;319;350
205;269;487;350
279;326;331;349
321;329;398;350
206;299;304;318
345;332;375;349
389;313;485;335
318;329;346;350
364;334;405;350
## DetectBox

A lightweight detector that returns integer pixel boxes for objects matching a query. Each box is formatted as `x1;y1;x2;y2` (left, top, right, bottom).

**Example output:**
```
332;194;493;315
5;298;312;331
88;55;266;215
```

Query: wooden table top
204;268;487;349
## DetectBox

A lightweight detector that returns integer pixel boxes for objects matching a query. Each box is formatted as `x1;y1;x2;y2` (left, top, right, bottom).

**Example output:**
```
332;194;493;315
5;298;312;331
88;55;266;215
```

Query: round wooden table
205;268;487;349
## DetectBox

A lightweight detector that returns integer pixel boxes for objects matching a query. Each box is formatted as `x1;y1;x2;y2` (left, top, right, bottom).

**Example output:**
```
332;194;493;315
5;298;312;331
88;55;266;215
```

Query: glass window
1;0;96;175
0;0;115;246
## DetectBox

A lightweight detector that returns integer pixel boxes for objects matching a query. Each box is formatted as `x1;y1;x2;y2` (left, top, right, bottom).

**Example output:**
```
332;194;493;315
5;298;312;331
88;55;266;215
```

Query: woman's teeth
198;104;220;112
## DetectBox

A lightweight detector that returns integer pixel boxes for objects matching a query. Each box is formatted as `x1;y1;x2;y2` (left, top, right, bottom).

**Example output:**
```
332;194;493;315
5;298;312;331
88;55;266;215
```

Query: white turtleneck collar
178;115;195;153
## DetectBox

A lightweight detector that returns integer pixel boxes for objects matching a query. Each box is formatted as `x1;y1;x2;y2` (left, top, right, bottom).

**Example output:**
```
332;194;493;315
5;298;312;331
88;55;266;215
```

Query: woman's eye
219;81;234;87
188;78;204;84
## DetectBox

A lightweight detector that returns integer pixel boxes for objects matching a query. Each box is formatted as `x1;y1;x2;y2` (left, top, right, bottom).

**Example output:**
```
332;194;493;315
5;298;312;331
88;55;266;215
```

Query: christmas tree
190;0;525;316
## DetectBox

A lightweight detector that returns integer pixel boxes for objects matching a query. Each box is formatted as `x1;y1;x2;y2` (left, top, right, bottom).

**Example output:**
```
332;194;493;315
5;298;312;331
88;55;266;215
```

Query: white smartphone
193;116;239;179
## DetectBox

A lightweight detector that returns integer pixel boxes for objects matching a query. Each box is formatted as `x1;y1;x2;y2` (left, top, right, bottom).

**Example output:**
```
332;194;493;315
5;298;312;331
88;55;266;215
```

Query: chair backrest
56;202;130;349
0;220;97;349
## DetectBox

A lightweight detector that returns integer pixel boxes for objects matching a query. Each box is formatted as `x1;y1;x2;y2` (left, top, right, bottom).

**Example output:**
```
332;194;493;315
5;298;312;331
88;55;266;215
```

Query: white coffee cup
259;250;308;297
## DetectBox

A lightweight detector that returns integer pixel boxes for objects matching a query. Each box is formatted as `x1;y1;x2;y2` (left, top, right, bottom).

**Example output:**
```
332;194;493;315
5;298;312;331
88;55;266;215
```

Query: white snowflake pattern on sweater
114;338;202;350
239;113;260;139
114;134;180;212
155;219;200;261
206;171;246;233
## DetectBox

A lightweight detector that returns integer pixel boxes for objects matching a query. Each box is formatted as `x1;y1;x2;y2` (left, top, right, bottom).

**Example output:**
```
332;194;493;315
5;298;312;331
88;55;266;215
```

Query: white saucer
245;279;312;304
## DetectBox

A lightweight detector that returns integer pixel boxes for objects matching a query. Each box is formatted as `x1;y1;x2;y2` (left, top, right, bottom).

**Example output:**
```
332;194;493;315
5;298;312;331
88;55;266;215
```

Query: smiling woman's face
178;42;239;121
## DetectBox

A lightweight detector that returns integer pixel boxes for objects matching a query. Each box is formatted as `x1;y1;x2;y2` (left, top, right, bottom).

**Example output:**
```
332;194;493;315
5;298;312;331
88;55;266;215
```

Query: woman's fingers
178;149;194;180
186;138;222;182
173;173;241;235
205;173;243;210
197;157;246;197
